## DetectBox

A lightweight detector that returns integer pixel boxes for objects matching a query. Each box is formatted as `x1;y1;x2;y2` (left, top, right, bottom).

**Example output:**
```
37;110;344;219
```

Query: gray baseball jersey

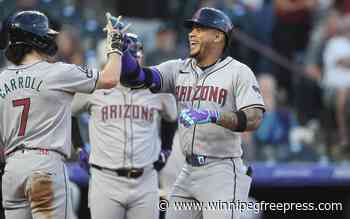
155;57;265;158
71;86;177;169
0;61;99;157
0;60;99;219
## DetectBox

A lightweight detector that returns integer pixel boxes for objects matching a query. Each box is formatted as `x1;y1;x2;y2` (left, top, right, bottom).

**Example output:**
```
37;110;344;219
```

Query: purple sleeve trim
149;67;161;91
122;50;137;70
121;51;161;90
121;51;145;81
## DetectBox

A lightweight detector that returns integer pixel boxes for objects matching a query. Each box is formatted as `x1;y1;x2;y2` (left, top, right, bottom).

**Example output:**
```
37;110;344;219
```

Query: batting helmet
7;10;58;56
184;7;233;39
125;33;143;59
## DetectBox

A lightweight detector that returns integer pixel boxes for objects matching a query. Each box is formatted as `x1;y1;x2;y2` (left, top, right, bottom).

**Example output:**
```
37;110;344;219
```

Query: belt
185;154;237;167
91;164;144;179
185;154;212;167
5;145;67;160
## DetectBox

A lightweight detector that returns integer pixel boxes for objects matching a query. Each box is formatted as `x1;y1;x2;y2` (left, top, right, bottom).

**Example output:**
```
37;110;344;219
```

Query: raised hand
104;12;125;56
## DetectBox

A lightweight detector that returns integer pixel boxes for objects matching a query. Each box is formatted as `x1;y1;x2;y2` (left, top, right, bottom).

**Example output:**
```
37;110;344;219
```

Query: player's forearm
121;51;161;91
216;108;264;132
160;119;178;150
96;53;121;89
71;117;85;150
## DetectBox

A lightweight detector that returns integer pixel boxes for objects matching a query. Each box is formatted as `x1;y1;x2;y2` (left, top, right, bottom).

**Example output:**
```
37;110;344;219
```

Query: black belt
185;154;212;167
185;154;238;167
6;145;67;159
91;164;144;179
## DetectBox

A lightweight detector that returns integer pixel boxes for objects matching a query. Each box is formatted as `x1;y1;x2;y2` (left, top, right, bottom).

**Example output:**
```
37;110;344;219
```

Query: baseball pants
166;158;252;219
89;164;159;219
2;149;73;219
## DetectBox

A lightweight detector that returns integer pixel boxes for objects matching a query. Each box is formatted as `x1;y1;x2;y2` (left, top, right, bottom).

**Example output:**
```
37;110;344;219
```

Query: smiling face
188;25;225;60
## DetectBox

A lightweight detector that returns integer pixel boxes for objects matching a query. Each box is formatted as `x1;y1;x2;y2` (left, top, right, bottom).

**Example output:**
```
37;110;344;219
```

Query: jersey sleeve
51;63;100;94
159;93;178;122
71;93;91;116
234;64;265;111
153;59;180;94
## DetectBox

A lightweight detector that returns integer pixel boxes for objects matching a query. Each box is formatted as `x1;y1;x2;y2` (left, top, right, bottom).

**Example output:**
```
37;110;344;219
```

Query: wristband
234;111;247;132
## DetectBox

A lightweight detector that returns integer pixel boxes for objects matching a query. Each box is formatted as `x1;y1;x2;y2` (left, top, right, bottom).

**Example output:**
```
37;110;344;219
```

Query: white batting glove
104;12;124;56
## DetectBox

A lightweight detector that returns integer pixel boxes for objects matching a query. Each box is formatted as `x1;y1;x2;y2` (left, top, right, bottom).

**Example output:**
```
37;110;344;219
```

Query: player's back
0;60;94;157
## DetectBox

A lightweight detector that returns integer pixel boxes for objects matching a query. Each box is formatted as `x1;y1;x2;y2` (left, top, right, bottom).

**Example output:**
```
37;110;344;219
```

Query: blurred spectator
286;122;320;162
0;0;62;66
15;0;39;9
221;0;260;69
345;0;350;14
271;0;318;100
305;6;341;82
0;52;4;68
243;74;298;162
251;0;276;73
55;25;84;64
296;2;342;125
145;22;183;65
322;15;350;159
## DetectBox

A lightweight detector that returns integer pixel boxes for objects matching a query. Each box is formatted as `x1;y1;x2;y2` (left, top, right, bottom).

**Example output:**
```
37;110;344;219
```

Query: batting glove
104;12;125;56
153;149;171;171
78;147;90;171
179;108;220;128
108;14;133;52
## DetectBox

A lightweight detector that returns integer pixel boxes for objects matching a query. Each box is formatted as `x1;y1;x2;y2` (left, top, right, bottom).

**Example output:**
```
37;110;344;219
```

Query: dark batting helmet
7;10;58;56
184;7;233;40
125;33;143;59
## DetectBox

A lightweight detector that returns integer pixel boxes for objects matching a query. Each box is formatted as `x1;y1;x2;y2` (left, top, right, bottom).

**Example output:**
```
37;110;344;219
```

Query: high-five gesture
104;12;124;56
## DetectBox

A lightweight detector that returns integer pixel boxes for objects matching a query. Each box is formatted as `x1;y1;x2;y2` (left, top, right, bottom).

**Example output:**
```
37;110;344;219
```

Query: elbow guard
120;64;145;89
143;67;160;92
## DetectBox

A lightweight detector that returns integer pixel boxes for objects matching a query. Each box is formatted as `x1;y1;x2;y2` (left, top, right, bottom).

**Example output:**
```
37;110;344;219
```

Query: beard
189;44;200;58
189;51;199;58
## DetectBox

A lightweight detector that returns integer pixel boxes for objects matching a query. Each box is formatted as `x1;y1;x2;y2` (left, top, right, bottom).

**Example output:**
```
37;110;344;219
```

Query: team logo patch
252;85;261;95
77;64;93;78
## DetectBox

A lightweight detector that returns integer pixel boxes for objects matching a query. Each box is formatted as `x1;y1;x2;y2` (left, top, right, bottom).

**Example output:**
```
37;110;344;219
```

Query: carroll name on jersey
101;104;157;121
175;85;227;106
0;75;43;99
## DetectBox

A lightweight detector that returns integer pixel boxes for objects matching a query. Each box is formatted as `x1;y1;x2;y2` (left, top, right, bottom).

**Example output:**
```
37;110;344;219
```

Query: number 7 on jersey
12;98;31;137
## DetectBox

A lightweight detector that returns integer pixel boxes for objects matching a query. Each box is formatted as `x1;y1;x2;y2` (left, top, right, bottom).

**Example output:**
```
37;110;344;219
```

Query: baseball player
0;10;124;219
71;33;178;219
120;7;265;219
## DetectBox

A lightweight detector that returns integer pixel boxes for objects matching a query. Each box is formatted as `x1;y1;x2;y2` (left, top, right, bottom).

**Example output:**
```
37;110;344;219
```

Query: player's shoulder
226;57;254;75
91;87;113;97
48;62;94;73
49;61;77;71
154;92;176;100
155;58;189;72
1;61;51;77
162;58;188;65
30;61;76;76
0;67;9;76
226;56;249;69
